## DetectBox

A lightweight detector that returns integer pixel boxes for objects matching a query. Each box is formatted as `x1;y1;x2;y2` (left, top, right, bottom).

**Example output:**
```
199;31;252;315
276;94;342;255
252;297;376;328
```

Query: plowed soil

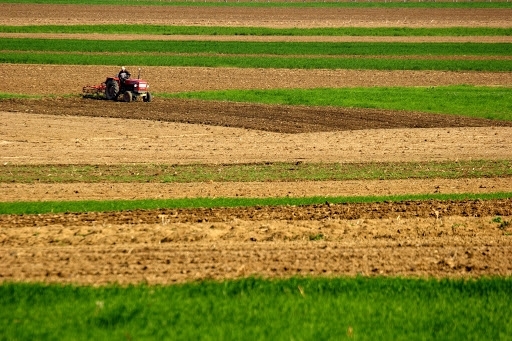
1;4;511;28
0;4;511;285
1;200;512;284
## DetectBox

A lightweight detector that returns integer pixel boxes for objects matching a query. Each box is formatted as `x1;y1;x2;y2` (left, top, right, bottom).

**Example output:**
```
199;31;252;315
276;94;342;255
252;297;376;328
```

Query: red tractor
83;69;152;102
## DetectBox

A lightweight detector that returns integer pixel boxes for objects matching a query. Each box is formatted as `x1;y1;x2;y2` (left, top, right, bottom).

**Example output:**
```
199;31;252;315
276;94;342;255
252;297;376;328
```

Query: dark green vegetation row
0;38;510;71
1;277;512;340
4;38;510;56
1;25;510;36
4;51;509;71
1;192;512;215
2;160;511;184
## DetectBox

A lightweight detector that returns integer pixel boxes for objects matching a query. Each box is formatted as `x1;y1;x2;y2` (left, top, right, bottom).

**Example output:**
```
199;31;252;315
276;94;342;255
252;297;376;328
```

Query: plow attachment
82;83;106;98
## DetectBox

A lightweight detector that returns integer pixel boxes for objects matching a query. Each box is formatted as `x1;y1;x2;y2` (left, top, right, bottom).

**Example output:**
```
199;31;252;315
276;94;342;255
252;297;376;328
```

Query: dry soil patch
1;64;512;96
1;5;510;28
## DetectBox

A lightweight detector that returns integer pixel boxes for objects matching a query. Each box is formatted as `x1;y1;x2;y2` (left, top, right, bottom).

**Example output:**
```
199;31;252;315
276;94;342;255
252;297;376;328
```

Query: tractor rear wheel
105;79;119;100
123;91;133;103
143;92;152;102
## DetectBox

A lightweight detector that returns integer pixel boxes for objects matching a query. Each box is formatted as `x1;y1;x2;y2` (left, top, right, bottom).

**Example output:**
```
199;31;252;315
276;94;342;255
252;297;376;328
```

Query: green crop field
1;38;510;71
4;38;510;56
4;51;510;71
2;277;512;340
165;85;512;120
1;192;512;215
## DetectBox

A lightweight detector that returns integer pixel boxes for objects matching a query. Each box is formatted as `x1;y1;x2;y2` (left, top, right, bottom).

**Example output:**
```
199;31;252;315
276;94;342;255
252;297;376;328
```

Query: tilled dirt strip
2;111;511;165
2;199;512;227
3;97;511;134
2;64;511;96
1;5;510;28
2;178;512;202
1;243;511;285
1;214;511;284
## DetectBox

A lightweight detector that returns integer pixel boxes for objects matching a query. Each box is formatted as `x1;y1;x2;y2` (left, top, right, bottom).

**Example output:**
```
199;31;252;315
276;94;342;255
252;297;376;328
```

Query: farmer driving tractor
83;67;152;102
118;66;131;89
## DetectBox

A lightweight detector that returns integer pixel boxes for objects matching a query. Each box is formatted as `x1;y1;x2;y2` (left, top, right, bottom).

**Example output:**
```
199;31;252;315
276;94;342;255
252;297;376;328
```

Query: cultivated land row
2;33;512;43
1;4;511;28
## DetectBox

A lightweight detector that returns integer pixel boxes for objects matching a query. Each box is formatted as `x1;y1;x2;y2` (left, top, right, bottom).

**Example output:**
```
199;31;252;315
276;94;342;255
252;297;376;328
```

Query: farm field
1;1;511;287
1;2;512;339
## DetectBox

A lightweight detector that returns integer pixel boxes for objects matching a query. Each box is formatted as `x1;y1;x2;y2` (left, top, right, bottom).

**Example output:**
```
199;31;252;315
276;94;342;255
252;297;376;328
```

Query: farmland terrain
0;3;511;284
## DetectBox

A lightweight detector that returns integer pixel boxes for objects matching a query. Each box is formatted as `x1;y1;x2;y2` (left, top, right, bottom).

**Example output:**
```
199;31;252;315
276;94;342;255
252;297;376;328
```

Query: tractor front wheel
105;79;119;100
123;91;133;103
143;92;152;102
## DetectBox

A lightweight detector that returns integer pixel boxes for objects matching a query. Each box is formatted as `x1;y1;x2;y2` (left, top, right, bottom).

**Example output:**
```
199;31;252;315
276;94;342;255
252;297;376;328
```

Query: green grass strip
1;277;511;340
1;25;510;37
2;160;512;184
0;0;510;8
0;93;40;100
1;192;511;215
166;85;512;121
2;38;510;56
0;51;509;71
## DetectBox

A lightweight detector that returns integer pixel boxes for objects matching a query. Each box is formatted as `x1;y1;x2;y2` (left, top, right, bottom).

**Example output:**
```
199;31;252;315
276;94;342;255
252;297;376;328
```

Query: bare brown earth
3;178;512;203
2;64;512;95
0;4;511;284
1;4;511;28
1;201;511;284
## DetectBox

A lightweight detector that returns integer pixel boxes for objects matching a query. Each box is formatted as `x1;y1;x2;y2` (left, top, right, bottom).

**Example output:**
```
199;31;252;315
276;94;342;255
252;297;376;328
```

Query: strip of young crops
1;51;509;71
165;86;512;121
1;38;509;71
2;160;511;184
1;192;511;215
2;38;510;56
1;25;510;37
1;278;511;340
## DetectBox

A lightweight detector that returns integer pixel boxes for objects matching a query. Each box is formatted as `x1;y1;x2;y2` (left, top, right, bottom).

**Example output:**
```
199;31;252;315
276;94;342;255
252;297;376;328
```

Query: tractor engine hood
125;79;149;90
